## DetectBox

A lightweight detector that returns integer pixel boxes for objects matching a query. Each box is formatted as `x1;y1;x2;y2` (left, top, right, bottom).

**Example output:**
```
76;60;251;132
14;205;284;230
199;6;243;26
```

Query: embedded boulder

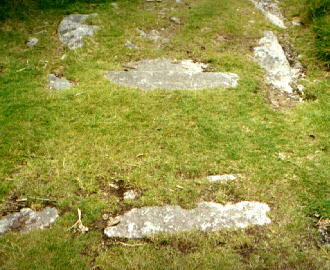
0;207;59;235
104;201;271;238
254;31;303;94
58;14;99;50
106;59;239;90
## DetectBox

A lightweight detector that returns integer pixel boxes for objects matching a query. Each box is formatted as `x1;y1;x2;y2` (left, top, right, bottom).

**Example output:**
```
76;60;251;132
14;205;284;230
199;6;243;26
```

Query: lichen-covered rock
104;201;271;238
254;31;300;94
48;74;73;90
0;207;59;235
58;14;99;50
106;59;239;90
248;0;286;28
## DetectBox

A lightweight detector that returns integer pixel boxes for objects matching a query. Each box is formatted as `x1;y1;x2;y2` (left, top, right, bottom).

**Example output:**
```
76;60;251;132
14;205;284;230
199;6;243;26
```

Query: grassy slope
0;0;329;269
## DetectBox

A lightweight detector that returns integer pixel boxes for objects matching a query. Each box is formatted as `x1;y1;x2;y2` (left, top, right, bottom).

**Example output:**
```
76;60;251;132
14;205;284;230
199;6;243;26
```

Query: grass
0;0;330;269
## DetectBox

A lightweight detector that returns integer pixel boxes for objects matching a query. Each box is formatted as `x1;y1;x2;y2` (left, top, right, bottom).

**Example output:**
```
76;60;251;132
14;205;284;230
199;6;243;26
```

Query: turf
0;0;329;269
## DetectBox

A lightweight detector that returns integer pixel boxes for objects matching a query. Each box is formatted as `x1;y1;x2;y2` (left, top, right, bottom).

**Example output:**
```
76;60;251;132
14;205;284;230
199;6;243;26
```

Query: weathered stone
248;0;286;29
104;201;271;238
291;18;301;26
48;74;73;90
254;31;301;94
170;17;181;24
106;59;238;90
124;190;138;200
0;207;58;235
125;40;139;50
58;14;99;50
136;28;169;44
26;37;39;48
207;174;241;183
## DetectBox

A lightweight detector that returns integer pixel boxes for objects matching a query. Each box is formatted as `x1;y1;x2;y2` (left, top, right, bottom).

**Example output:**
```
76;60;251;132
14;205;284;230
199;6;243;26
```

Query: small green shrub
303;0;330;68
313;14;330;67
0;0;108;21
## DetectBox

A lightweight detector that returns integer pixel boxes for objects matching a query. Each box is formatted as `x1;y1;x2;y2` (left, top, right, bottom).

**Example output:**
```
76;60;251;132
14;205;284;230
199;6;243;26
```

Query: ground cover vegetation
0;0;329;269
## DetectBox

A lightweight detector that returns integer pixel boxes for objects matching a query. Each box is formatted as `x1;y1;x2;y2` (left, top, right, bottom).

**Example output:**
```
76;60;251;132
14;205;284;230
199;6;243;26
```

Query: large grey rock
106;59;238;90
104;201;271;238
248;0;286;28
0;207;58;235
254;31;302;94
48;74;73;90
58;14;99;50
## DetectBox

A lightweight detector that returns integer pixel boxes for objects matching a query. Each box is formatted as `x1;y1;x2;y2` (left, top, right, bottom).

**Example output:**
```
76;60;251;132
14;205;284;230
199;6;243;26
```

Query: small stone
60;54;67;60
102;213;110;220
111;3;118;8
26;37;39;48
109;183;119;189
104;201;271;238
0;207;58;235
169;17;181;24
125;40;139;50
123;190;138;200
48;74;73;90
292;18;301;26
278;153;286;160
207;174;241;183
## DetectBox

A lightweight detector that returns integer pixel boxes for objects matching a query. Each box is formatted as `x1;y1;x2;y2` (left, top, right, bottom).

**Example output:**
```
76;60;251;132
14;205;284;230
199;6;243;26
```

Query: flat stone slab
58;14;99;50
0;207;59;235
106;59;238;90
254;31;300;94
248;0;286;28
207;174;241;183
104;201;271;238
48;74;73;90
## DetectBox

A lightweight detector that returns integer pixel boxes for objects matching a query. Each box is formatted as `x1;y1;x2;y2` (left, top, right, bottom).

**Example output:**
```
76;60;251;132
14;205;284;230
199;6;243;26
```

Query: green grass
0;0;330;269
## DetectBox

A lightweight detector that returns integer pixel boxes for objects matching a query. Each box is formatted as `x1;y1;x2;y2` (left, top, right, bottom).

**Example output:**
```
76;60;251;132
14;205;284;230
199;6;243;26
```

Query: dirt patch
316;218;330;244
266;87;302;110
99;179;133;201
235;243;255;263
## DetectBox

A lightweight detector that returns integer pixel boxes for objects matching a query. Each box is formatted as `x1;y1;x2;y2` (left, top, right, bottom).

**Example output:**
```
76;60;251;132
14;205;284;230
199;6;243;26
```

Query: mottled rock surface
58;14;99;50
104;201;271;238
207;174;241;183
48;74;73;90
248;0;286;28
254;31;301;94
106;59;238;90
124;190;138;200
0;207;58;235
